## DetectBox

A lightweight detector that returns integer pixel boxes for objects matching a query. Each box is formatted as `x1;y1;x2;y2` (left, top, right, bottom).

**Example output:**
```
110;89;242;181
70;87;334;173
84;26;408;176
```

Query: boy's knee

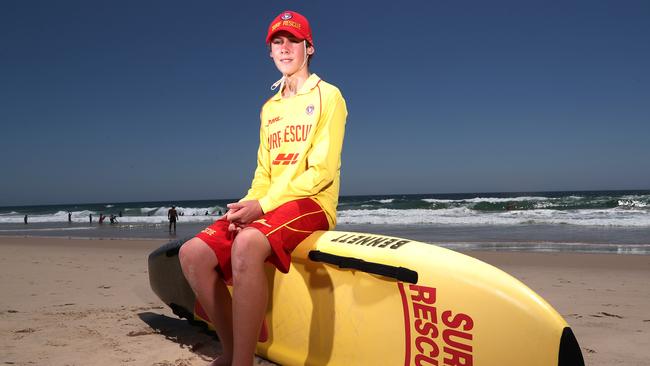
179;238;213;269
178;239;193;263
231;229;270;273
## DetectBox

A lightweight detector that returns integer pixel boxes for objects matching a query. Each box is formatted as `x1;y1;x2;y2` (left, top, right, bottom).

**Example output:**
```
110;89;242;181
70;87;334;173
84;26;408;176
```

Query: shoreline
1;236;649;365
1;221;650;255
1;235;649;256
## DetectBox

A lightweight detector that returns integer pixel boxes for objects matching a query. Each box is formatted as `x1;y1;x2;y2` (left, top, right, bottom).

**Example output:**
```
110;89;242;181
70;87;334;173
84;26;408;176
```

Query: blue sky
1;0;649;206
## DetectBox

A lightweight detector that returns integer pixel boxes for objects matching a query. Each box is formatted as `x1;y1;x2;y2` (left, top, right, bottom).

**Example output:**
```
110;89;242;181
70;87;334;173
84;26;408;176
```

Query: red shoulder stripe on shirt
316;81;322;122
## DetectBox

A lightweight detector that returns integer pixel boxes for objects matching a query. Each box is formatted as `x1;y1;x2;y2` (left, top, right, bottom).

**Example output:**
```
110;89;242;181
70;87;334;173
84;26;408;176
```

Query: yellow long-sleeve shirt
241;74;348;228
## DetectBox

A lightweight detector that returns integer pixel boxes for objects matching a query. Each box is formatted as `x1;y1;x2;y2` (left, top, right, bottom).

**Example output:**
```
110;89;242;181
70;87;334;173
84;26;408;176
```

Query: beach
1;236;648;366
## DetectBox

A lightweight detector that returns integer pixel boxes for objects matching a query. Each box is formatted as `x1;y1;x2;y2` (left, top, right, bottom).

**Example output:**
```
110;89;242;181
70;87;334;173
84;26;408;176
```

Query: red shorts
195;198;329;283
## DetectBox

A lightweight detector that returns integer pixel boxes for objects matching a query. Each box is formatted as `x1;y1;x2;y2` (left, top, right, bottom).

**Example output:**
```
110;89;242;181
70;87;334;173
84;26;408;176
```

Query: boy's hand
226;200;263;225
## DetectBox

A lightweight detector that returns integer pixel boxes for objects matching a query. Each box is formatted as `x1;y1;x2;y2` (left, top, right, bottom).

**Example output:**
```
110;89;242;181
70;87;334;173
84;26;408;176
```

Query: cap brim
266;27;309;44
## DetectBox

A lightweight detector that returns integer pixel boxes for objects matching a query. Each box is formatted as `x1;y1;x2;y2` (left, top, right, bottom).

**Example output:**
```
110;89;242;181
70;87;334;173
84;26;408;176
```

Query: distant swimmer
168;206;179;233
109;214;117;224
24;215;28;224
68;212;72;222
89;214;93;223
205;210;209;215
99;214;105;224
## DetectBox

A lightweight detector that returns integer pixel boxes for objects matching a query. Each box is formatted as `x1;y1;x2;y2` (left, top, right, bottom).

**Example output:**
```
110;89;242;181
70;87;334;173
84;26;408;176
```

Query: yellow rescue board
148;231;583;366
260;230;574;365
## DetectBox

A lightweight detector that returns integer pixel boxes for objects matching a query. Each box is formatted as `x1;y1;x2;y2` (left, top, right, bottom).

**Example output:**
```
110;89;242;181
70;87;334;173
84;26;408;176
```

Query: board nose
558;327;584;366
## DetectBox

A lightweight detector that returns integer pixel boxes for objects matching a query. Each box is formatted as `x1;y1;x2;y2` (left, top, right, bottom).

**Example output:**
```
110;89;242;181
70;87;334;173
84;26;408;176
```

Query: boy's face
269;31;314;76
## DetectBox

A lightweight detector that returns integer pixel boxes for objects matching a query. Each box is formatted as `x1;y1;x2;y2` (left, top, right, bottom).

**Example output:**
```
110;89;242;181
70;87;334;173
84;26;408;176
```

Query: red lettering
413;302;438;323
415;335;440;360
406;285;474;366
443;346;473;366
301;124;311;140
281;125;312;142
442;328;472;352
269;131;282;150
283;126;292;142
267;116;282;125
415;353;439;366
409;285;437;304
295;125;302;141
441;311;474;331
441;311;473;365
415;318;439;338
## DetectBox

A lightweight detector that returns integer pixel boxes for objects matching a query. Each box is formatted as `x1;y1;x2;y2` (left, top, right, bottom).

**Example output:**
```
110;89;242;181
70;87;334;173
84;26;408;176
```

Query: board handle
308;250;419;284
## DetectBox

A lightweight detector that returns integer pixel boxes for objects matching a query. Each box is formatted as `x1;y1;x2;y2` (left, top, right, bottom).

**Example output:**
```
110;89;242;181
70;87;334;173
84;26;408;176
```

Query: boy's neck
282;70;311;98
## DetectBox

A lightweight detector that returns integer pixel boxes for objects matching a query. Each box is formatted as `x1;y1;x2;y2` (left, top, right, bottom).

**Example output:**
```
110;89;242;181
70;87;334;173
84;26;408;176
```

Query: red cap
266;10;313;46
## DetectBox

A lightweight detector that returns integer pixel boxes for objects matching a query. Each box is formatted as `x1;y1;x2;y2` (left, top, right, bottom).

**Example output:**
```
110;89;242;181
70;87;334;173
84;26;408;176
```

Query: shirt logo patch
281;12;292;20
272;153;299;165
306;104;314;116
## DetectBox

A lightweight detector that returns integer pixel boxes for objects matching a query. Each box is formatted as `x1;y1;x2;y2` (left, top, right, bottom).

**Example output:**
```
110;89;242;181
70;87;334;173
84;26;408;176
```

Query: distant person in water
118;211;123;217
24;215;28;224
109;214;117;224
68;212;72;223
89;214;93;223
99;214;105;224
168;206;179;233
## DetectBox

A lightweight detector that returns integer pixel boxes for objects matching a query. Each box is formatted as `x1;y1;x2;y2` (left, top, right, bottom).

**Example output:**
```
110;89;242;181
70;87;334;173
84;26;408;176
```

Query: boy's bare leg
230;228;272;366
179;238;234;365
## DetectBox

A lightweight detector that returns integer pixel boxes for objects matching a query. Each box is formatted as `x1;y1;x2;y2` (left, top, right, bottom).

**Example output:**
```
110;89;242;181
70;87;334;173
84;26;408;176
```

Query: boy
178;10;347;366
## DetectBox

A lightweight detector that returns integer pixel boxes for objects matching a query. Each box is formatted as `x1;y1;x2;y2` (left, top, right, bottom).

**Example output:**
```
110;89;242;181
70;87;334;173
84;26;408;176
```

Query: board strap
308;250;419;284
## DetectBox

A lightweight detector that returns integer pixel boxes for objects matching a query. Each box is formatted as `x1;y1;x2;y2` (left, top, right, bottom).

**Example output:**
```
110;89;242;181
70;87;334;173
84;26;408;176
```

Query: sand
1;236;648;366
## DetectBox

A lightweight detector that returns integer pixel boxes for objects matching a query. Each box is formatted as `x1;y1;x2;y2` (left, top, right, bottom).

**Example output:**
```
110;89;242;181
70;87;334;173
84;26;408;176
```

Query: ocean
1;190;649;254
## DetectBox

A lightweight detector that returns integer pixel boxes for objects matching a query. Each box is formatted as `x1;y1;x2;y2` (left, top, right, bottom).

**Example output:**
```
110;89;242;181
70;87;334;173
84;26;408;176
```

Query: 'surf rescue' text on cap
266;10;313;46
